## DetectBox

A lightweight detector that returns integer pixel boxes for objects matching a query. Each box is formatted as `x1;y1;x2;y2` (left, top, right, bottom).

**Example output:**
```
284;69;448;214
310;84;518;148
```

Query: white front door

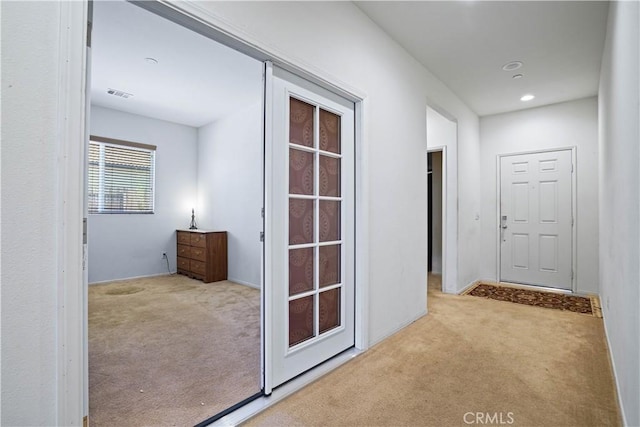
499;150;573;290
264;65;355;391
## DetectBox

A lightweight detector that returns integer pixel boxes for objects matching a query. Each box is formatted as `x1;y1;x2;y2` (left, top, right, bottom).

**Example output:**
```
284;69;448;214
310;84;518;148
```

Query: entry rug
463;283;602;317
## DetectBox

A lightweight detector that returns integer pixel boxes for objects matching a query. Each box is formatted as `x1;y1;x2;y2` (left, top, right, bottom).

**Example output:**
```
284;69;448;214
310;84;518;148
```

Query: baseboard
89;271;175;285
227;277;260;289
458;279;482;295
368;309;427;348
601;307;629;427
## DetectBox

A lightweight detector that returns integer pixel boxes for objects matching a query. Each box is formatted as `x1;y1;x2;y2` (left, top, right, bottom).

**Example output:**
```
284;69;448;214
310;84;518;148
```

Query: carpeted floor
89;275;260;427
244;274;621;427
464;282;600;316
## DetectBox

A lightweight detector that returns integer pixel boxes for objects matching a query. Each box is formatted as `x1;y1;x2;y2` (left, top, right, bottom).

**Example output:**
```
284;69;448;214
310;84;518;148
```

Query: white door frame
427;147;447;293
57;1;369;424
496;146;578;293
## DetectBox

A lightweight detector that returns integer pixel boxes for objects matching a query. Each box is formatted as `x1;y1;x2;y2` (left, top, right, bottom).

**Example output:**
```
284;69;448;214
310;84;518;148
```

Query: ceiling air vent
107;88;134;99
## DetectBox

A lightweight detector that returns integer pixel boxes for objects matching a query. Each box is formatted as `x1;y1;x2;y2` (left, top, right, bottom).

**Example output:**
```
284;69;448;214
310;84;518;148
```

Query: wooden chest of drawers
176;230;227;283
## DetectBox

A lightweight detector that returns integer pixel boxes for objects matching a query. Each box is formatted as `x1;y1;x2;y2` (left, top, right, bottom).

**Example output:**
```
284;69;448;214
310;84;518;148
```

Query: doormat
462;283;602;317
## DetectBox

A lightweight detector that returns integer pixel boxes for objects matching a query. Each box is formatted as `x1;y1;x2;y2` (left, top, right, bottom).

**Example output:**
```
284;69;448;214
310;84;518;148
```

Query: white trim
354;98;369;351
262;61;274;394
601;309;628;427
496;147;577;293
457;279;481;295
495;155;501;283
570;147;578;293
57;1;89;425
88;272;175;286
227;278;261;290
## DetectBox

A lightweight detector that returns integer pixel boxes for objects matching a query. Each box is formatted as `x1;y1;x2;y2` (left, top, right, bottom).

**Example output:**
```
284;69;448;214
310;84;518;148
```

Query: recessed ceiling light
502;61;523;71
512;74;523;79
520;94;535;102
145;57;158;65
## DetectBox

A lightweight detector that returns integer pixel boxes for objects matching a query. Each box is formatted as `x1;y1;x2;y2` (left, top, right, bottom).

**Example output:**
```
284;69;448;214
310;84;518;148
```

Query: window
88;136;156;214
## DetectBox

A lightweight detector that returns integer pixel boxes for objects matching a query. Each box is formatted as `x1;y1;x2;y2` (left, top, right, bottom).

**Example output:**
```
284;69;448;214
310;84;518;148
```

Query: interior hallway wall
190;2;482;343
598;1;640;425
88;106;198;283
479;97;599;294
197;101;263;288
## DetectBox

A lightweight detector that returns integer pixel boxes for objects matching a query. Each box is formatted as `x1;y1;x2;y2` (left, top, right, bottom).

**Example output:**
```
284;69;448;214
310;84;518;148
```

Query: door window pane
319;245;341;288
290;98;314;148
319;109;340;153
290;149;314;195
319;155;340;197
319;200;341;242
289;198;314;245
289;296;315;346
289;248;314;296
319;288;340;334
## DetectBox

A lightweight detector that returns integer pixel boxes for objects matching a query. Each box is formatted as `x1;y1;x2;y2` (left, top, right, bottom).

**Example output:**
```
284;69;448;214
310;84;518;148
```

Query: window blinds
88;137;156;214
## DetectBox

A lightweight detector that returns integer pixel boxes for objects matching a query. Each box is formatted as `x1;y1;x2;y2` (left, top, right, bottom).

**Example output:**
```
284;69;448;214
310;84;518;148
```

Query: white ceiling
91;0;263;128
355;1;609;116
92;1;609;123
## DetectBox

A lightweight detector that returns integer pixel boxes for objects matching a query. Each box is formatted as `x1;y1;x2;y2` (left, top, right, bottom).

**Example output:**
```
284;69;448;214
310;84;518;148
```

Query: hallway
245;275;620;426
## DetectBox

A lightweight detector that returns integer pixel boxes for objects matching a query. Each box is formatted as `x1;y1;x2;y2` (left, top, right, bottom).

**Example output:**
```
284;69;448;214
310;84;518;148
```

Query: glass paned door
287;98;343;348
265;65;355;391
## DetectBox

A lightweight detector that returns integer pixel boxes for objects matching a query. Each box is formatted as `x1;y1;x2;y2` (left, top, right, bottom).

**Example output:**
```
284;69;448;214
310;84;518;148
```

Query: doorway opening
428;150;444;293
87;1;263;424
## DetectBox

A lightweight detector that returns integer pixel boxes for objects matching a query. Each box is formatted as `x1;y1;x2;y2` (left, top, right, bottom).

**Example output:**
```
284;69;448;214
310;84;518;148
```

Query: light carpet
89;275;260;427
244;274;621;427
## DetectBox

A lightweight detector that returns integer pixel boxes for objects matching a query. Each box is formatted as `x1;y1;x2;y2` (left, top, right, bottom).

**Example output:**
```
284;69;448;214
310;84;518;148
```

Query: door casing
496;147;578;292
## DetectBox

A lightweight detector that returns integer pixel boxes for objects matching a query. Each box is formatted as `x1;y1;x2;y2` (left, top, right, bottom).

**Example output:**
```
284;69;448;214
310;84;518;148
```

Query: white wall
479;97;600;294
89;106;198;283
197;102;263;288
598;1;640;425
1;2;62;424
430;151;443;274
190;2;481;343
